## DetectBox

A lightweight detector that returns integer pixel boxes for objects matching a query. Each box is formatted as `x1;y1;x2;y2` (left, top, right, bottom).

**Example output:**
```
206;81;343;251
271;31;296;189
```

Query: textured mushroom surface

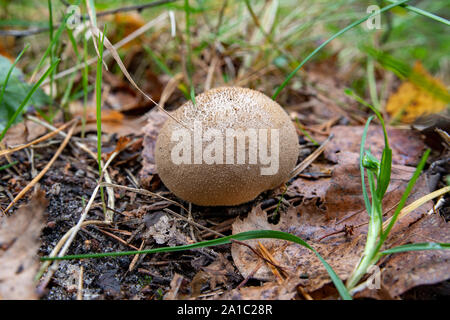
155;87;299;206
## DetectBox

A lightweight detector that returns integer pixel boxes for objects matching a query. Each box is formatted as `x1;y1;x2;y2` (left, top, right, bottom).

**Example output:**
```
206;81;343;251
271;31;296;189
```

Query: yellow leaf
386;62;449;123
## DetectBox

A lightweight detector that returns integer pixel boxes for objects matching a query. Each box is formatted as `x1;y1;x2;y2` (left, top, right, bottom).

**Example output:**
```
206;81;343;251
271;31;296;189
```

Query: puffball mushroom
155;87;299;206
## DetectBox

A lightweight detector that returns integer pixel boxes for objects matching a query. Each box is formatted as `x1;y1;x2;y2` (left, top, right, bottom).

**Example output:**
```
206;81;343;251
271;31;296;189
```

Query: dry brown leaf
164;273;185;300
2;120;47;147
0;38;15;61
190;253;236;297
322;151;430;221
231;150;446;298
70;103;146;136
221;279;298;300
109;12;146;49
140;108;169;177
231;204;365;294
106;90;140;112
288;163;333;200
0;190;48;299
105;136;131;160
324;125;425;166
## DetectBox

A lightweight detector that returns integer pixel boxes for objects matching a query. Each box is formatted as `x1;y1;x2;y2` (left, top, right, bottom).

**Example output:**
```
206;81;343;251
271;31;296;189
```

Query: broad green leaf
0;60;58;142
0;55;51;132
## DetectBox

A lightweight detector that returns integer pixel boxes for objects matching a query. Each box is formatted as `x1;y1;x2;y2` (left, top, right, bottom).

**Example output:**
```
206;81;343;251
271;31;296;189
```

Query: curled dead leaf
0;190;48;299
221;280;298;300
140;108;170;188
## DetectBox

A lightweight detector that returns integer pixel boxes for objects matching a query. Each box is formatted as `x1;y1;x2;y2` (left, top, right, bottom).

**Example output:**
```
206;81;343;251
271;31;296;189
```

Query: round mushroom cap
155;87;299;206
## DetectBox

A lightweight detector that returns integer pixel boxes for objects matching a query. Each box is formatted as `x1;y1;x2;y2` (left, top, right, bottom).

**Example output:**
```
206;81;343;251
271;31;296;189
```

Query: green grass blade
88;0;98;27
0;161;18;171
363;47;450;103
0;44;30;108
82;31;89;138
61;27;82;110
143;45;190;99
47;0;55;100
66;27;81;61
379;149;430;243
0;59;60;142
381;242;450;255
344;89;389;147
143;45;174;77
184;0;196;105
367;57;380;110
377;147;392;199
41;229;352;300
295;118;319;146
385;0;450;26
360;116;374;215
96;26;106;175
346;88;392;199
271;0;411;100
31;11;71;80
96;25;106;213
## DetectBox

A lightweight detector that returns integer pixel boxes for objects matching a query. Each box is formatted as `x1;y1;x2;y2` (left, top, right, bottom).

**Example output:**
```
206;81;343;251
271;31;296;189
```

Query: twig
101;182;188;212
257;241;285;284
0;0;178;37
26;115;117;222
95;227;139;250
298;286;313;300
0;118;78;157
230;239;286;272
163;208;224;238
85;11;188;129
382;186;450;230
57;160;120;259
3;121;78;213
77;266;84;300
36;154;121;289
128;240;145;272
36;220;109;290
318;225;355;242
186;203;197;242
289;134;334;179
236;261;263;289
201;218;235;238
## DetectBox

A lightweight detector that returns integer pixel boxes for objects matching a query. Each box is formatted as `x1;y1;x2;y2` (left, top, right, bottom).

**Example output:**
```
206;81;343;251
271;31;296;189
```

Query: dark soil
1;127;448;300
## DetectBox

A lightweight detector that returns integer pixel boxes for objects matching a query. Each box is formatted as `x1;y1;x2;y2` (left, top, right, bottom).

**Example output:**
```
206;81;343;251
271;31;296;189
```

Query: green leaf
360;116;374;215
376;147;392;199
385;0;450;26
41;229;352;300
363;47;450;103
362;150;380;172
379;149;430;243
0;54;24;83
0;55;51;133
0;59;58;142
381;242;450;255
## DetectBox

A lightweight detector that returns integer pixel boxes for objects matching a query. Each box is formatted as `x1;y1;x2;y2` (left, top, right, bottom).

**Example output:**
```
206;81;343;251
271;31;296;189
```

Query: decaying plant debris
0;0;449;300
